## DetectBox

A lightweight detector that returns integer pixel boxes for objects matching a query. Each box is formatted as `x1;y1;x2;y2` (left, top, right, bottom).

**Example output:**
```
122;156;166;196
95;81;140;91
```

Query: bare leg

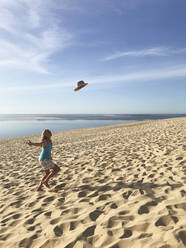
37;170;50;191
44;165;60;185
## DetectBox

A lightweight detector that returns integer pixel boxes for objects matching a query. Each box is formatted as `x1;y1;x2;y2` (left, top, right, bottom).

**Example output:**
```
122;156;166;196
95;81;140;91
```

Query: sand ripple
0;118;186;247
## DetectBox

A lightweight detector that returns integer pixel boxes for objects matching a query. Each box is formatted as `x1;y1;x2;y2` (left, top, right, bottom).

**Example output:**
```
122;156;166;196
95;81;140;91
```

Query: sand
0;117;186;248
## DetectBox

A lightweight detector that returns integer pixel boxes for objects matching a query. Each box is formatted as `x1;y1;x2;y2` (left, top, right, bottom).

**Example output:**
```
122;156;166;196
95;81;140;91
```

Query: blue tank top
39;140;52;161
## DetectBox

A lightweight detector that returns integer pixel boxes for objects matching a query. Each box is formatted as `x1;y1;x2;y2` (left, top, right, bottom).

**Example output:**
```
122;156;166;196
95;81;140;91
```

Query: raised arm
27;140;48;147
27;140;43;147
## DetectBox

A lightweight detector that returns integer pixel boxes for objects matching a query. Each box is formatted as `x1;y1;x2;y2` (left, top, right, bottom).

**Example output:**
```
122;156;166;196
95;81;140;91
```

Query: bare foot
37;186;44;191
44;181;50;188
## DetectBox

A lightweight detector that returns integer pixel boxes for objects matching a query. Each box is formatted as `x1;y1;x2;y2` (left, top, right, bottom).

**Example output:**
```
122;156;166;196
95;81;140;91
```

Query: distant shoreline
0;116;186;142
0;113;186;121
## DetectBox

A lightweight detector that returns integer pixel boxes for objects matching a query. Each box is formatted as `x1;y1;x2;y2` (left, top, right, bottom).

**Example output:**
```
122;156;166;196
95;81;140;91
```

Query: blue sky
0;0;186;114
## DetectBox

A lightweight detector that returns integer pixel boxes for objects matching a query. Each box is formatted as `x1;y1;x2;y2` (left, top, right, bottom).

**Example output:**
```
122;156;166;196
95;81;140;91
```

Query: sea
0;114;185;140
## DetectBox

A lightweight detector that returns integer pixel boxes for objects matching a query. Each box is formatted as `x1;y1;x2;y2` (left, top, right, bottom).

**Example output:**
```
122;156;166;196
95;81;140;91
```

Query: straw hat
74;80;88;91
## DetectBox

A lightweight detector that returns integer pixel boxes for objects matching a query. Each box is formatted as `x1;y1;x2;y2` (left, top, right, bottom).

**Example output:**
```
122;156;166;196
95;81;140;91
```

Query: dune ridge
0;118;186;248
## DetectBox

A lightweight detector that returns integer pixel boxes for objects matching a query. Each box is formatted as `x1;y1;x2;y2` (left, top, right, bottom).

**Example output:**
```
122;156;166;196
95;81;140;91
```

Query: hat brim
74;83;88;91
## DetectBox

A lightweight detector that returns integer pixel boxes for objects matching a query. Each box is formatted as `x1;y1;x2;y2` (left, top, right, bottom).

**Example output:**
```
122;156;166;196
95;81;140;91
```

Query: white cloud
2;64;186;92
0;34;59;74
28;8;41;28
0;0;73;73
103;47;186;61
89;65;186;84
0;8;15;32
1;81;74;92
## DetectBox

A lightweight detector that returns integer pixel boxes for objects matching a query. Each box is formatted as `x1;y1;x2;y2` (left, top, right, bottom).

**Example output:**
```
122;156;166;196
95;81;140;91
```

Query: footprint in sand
110;203;118;209
19;234;38;248
9;200;22;208
176;156;183;161
155;215;178;227
174;202;186;210
82;225;96;238
120;229;132;238
177;230;186;246
28;202;37;208
138;205;149;215
12;213;21;219
98;194;111;201
50;217;61;225
24;217;35;225
138;232;153;239
166;205;177;215
54;183;66;191
1;217;10;224
122;191;132;200
43;196;55;203
53;224;63;237
0;233;12;241
107;216;123;228
78;191;87;197
89;209;103;221
9;219;21;227
138;200;158;215
44;211;52;217
69;221;79;231
180;190;186;197
118;210;129;216
27;225;36;231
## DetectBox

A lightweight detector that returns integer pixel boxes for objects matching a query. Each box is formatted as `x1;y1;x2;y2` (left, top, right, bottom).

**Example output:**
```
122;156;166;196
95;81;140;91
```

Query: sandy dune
0;118;186;248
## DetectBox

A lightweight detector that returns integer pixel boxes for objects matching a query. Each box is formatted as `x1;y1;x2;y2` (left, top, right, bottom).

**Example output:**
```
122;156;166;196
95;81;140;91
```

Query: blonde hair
41;129;52;143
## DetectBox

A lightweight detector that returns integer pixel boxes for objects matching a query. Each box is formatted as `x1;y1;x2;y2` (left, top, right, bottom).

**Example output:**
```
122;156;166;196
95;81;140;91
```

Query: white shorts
39;159;56;170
